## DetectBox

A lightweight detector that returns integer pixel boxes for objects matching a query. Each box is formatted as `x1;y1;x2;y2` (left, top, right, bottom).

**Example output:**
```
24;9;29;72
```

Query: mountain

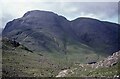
3;10;70;53
3;10;120;55
2;10;120;77
71;18;120;54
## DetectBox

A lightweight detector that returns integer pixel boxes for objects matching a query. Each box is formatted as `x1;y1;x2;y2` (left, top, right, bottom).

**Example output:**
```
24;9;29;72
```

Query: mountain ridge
2;10;120;77
2;10;120;54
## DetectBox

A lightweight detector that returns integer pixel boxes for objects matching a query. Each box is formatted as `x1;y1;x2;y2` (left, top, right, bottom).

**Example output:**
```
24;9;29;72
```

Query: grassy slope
65;62;119;77
3;46;63;77
2;38;107;77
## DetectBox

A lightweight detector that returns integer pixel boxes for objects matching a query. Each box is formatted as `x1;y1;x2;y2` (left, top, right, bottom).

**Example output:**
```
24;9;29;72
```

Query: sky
0;0;120;29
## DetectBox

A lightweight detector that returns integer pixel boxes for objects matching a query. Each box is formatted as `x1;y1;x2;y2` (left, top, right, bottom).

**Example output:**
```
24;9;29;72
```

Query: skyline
0;0;120;29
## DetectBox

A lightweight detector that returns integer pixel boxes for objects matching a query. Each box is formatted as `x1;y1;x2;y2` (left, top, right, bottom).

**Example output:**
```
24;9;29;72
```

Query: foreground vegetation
63;62;119;77
2;38;119;77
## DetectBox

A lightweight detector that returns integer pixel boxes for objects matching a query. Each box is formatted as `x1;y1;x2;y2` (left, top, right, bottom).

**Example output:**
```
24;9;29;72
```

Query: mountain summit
2;10;120;54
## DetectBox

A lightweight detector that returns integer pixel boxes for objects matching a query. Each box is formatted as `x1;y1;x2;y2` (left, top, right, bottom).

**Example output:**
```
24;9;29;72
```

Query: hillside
3;10;120;54
2;37;104;77
2;10;120;77
56;51;120;77
2;38;120;77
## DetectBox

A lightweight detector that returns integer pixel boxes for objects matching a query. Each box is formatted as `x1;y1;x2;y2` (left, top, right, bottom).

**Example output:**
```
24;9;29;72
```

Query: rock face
2;10;120;54
91;51;120;68
56;69;69;77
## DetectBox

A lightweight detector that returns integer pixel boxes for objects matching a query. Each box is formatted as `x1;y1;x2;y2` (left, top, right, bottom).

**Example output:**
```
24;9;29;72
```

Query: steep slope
2;10;120;55
3;10;67;52
71;18;120;54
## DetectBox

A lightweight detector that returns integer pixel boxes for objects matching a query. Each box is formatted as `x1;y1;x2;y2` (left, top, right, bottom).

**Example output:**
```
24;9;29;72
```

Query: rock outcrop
91;51;120;68
56;51;120;77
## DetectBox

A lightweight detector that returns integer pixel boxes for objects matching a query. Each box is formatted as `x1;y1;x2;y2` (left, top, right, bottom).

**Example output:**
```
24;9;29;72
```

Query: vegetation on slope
2;38;105;77
56;51;120;77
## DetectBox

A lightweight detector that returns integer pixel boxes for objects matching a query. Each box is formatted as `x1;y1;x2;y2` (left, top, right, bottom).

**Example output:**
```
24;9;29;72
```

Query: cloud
0;0;119;28
60;2;118;19
1;0;119;2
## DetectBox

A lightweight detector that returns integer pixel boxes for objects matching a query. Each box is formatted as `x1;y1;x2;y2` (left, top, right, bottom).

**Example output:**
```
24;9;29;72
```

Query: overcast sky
0;0;120;29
